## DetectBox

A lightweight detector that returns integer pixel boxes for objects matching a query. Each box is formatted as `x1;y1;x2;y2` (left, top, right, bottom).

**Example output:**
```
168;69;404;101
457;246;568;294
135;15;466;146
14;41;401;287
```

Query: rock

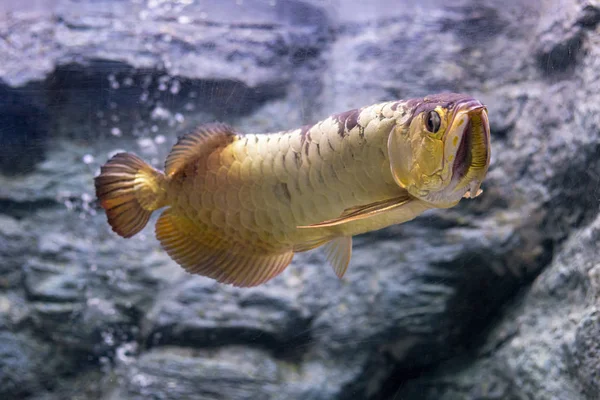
573;310;600;396
0;0;330;87
0;84;49;174
111;347;284;400
391;209;600;400
141;277;312;351
0;331;43;398
0;215;31;288
0;0;331;176
0;329;78;399
534;1;599;76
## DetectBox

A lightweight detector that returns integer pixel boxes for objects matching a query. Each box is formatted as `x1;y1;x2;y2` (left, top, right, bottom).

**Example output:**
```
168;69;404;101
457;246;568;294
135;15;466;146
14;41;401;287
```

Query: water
1;1;599;399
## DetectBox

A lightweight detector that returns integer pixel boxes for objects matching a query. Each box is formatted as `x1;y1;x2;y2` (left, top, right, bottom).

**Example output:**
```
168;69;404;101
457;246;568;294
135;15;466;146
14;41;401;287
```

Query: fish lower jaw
420;171;485;206
417;183;464;208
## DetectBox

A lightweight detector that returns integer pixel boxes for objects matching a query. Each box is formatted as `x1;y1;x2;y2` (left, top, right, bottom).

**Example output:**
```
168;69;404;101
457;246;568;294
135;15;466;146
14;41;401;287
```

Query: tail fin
94;153;167;238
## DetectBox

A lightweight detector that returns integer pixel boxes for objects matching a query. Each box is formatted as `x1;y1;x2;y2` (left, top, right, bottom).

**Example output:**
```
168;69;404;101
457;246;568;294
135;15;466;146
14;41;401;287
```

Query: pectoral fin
297;195;412;229
323;236;352;279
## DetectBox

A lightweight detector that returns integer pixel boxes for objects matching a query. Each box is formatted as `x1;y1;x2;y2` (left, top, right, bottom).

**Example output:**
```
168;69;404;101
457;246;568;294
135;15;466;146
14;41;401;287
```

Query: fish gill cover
0;0;600;399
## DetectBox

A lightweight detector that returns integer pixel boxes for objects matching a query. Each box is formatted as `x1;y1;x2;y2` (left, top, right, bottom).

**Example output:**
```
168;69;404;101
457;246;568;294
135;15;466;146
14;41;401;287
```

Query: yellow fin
323;236;352;279
155;209;294;287
463;188;483;199
165;123;237;178
297;195;412;229
94;152;166;238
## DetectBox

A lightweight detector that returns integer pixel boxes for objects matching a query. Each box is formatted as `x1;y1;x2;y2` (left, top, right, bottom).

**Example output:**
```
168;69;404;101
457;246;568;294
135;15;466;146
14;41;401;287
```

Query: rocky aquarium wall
1;0;600;399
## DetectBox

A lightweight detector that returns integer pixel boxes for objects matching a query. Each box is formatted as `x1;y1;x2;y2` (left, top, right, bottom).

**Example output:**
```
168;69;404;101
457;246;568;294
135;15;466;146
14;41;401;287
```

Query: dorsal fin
165;123;237;177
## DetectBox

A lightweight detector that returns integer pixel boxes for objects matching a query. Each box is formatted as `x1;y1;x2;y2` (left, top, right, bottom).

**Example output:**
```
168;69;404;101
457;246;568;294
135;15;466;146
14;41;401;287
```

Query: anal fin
323;236;352;279
155;209;293;287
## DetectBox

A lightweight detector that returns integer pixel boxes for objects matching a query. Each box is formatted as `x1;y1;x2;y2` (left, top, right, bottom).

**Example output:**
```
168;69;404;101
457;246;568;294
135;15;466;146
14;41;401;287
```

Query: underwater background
1;0;600;399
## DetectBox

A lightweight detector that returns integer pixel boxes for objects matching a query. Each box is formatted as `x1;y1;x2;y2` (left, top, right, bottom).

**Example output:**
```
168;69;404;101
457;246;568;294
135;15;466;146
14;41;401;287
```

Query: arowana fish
94;93;491;287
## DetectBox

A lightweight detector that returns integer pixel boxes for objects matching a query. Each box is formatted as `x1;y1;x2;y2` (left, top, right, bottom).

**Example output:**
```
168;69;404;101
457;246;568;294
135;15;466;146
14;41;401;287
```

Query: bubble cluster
57;179;97;218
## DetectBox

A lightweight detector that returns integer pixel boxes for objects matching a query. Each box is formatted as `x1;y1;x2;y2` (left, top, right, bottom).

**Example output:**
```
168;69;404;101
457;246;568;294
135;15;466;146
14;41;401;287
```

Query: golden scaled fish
94;93;491;287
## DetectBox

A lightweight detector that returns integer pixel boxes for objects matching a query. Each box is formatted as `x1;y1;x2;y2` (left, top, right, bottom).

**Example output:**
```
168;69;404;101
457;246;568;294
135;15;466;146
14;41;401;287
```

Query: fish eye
425;111;441;133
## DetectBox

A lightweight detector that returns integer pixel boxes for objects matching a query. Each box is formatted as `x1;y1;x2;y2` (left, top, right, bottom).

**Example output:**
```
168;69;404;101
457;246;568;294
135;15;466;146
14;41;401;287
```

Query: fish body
95;93;491;287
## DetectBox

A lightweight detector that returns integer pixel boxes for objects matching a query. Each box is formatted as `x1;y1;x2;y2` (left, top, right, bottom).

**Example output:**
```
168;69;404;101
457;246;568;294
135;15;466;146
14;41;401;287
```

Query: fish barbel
94;93;491;287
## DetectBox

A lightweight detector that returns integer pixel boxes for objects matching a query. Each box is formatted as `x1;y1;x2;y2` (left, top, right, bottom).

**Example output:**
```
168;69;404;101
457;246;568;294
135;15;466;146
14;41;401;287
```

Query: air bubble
151;106;172;121
64;199;74;210
101;330;115;346
111;127;122;137
138;138;154;149
81;193;92;203
170;80;181;94
82;154;94;164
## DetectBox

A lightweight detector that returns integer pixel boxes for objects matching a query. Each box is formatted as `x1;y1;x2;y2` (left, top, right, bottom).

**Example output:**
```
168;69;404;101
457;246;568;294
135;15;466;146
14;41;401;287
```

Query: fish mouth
449;101;490;196
452;120;472;181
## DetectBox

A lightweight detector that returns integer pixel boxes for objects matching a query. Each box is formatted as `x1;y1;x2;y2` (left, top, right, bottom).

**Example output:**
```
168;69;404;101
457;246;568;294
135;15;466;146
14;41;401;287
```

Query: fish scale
178;102;407;251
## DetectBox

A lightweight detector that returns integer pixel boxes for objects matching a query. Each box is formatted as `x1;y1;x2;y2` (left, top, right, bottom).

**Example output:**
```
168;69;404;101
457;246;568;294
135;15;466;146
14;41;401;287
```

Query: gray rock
110;347;287;400
140;277;312;351
393;208;600;400
0;0;331;176
0;329;78;399
0;0;329;87
573;310;600;397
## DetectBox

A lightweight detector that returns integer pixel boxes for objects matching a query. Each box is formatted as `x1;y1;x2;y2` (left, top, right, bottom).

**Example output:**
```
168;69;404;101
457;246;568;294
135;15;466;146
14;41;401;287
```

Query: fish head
388;93;491;208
